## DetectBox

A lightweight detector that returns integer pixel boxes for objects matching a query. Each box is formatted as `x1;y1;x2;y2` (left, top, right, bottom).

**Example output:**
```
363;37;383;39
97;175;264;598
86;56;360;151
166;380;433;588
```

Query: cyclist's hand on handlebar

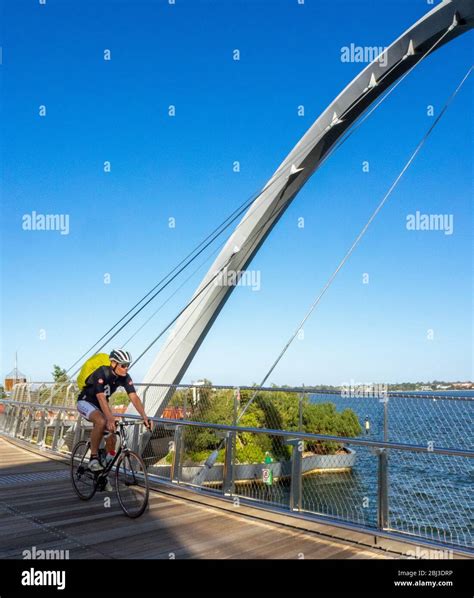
143;417;152;431
106;417;117;433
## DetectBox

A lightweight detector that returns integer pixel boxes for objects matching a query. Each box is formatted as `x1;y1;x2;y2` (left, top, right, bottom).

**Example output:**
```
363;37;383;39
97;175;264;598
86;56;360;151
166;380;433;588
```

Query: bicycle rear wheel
71;441;97;500
115;450;149;518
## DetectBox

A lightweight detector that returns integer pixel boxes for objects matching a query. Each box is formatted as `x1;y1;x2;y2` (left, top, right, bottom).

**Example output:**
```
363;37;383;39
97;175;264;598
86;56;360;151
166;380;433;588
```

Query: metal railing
0;381;473;553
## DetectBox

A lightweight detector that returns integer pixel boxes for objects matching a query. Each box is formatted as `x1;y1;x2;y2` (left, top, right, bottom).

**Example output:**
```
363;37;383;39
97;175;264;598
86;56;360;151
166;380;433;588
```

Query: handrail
2;399;472;458
6;381;474;402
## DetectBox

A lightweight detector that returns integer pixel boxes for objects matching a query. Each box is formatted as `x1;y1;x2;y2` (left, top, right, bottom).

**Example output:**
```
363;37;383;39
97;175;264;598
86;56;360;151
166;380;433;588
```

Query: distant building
453;382;473;389
4;354;27;391
162;406;185;419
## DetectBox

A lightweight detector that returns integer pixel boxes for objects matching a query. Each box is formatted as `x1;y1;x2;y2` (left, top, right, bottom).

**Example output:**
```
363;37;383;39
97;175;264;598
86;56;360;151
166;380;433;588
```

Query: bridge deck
0;437;396;560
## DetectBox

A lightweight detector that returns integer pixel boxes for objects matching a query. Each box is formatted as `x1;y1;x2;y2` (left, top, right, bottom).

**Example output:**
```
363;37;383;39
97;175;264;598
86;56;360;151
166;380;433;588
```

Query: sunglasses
117;363;130;369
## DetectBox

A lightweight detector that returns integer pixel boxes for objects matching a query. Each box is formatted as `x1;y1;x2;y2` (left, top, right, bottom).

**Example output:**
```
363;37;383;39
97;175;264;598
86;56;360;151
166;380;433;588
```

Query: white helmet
109;349;132;365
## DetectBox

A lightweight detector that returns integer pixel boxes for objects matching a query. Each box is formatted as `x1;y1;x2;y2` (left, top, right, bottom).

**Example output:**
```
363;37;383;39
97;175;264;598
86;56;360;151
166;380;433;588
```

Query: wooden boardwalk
0;436;398;560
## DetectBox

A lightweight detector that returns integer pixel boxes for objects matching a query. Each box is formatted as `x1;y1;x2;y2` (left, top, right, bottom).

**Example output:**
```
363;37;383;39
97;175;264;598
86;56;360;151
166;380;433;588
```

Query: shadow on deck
0;436;406;560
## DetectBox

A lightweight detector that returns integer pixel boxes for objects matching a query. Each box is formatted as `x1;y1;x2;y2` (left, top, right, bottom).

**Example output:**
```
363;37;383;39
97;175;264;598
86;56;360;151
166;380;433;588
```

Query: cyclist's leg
88;409;106;457
77;400;106;458
105;433;116;453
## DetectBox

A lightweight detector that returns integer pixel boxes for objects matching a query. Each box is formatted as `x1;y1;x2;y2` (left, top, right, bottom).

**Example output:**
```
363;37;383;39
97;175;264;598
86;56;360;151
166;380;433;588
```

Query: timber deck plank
0;436;400;560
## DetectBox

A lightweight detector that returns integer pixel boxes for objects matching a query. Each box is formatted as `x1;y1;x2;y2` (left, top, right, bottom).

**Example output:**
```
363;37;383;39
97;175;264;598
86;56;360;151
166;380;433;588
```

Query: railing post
65;384;75;408
14;407;24;438
377;447;389;529
223;387;239;495
171;425;183;483
4;404;14;433
51;411;63;451
49;385;55;405
28;409;36;441
141;386;148;410
131;422;140;453
0;405;6;432
37;409;47;447
136;386;150;455
287;438;303;511
378;395;389;529
223;431;236;496
7;405;17;434
73;415;82;448
21;408;29;438
298;392;304;432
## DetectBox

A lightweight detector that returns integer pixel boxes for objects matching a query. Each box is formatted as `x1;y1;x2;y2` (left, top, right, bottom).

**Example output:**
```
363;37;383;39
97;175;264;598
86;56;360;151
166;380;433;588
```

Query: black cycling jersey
77;365;137;410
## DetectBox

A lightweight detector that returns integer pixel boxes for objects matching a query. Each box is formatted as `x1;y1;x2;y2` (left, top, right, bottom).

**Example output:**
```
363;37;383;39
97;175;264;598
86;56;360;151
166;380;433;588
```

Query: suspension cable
130;29;463;380
237;64;473;422
67;24;455;375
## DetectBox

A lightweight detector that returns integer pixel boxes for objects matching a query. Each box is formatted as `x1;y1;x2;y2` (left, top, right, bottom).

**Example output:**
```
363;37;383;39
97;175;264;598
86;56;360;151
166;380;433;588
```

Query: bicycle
71;419;150;518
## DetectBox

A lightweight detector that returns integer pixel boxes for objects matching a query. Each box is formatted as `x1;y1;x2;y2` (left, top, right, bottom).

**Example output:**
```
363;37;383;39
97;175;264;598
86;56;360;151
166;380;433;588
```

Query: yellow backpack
77;353;111;389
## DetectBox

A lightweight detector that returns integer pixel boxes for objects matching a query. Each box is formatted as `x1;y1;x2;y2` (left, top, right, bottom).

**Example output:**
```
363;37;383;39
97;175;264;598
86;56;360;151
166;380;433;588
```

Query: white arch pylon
137;0;473;417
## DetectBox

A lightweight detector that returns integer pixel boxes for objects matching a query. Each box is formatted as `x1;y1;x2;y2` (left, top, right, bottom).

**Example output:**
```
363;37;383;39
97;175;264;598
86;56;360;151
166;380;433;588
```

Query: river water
256;391;473;549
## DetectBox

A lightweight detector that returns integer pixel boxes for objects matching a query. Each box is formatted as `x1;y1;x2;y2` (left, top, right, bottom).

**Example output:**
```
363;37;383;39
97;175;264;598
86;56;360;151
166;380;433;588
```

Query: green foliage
303;402;361;454
186;449;225;464
52;365;68;383
235;443;266;464
48;365;72;405
110;391;129;407
178;388;361;463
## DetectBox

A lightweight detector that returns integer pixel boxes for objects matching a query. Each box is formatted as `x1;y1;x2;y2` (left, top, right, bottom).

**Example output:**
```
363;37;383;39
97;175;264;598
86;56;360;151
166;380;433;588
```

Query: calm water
258;391;474;548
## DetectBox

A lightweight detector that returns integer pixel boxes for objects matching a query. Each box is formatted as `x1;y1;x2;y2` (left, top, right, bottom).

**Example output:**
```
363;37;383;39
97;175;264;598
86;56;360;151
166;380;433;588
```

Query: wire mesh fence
1;382;473;552
300;443;379;528
387;448;474;548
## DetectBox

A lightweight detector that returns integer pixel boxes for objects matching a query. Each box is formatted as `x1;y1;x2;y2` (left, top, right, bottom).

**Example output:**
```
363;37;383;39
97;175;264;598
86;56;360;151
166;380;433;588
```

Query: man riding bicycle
76;349;151;490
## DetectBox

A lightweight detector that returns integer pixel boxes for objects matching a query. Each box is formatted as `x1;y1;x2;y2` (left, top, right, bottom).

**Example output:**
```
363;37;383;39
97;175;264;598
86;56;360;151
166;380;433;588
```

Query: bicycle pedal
97;477;107;491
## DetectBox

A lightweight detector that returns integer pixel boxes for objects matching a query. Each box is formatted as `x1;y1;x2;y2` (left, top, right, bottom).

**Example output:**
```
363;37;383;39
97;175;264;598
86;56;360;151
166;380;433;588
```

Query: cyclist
76;349;151;490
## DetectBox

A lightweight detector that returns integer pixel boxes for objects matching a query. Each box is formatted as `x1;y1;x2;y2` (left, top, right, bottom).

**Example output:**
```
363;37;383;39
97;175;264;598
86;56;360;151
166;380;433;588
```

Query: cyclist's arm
123;375;151;428
96;393;114;421
128;393;148;420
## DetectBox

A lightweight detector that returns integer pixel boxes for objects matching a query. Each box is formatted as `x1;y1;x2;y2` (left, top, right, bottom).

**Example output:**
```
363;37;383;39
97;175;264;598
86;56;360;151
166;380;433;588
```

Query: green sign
263;452;273;485
262;468;273;485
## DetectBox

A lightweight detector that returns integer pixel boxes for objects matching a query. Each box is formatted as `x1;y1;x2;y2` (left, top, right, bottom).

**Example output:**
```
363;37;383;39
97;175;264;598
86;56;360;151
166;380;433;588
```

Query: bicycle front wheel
115;450;149;518
71;441;97;500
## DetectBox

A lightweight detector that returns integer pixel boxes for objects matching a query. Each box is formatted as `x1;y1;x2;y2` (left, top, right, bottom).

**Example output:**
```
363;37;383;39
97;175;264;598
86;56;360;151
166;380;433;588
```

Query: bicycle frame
98;420;139;479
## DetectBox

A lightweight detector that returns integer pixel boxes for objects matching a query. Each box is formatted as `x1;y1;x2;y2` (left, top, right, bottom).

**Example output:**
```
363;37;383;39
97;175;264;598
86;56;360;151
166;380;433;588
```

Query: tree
179;388;362;463
52;365;69;383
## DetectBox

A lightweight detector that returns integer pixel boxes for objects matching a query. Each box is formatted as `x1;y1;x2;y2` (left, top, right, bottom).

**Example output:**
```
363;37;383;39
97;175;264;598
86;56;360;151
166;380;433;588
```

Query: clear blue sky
1;0;472;386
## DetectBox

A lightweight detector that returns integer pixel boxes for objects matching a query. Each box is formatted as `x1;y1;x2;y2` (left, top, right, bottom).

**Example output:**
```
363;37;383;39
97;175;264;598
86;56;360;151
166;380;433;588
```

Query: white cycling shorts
77;400;101;421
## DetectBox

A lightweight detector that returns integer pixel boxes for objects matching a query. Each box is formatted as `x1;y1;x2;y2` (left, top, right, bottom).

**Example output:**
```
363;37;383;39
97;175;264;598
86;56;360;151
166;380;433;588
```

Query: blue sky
1;0;472;386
